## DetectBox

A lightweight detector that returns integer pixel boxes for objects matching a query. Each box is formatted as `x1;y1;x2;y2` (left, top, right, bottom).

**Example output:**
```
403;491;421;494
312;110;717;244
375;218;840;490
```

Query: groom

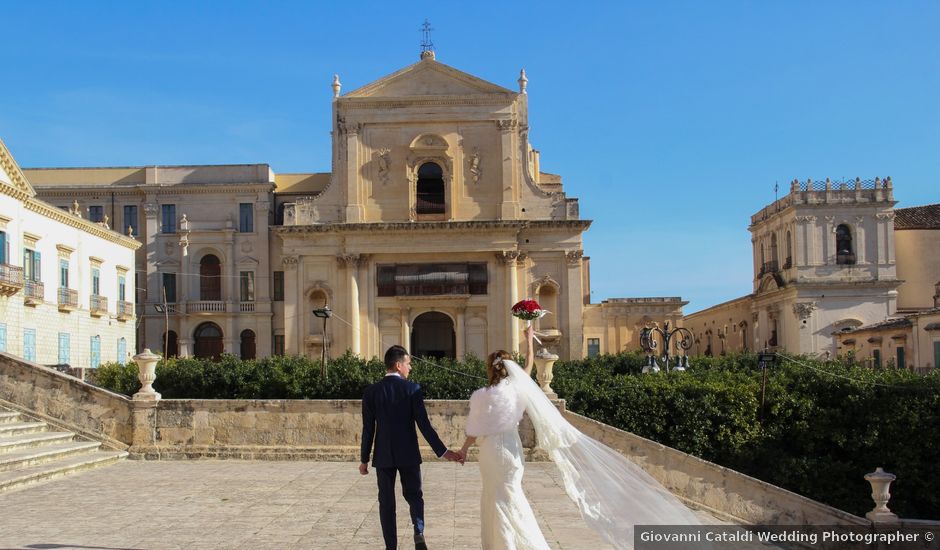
360;345;463;550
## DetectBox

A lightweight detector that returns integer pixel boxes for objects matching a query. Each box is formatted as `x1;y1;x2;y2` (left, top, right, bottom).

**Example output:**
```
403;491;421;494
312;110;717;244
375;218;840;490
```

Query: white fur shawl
465;379;525;437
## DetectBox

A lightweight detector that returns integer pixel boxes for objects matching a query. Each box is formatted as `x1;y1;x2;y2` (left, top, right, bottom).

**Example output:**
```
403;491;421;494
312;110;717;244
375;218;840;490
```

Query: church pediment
343;58;514;99
0;137;37;198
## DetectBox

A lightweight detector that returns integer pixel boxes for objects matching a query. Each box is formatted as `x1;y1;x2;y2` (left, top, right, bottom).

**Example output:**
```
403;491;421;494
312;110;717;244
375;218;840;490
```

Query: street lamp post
640;321;693;373
153;285;169;358
312;306;333;376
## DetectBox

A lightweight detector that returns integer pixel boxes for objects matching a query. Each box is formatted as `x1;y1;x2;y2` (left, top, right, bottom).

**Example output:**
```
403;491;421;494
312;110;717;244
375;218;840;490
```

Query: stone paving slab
0;460;773;550
0;460;620;550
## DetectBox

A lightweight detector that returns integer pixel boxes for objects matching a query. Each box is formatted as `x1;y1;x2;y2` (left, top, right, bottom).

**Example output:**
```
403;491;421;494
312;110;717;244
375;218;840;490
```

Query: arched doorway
411;312;455;359
200;254;222;300
194;322;224;360
240;329;256;360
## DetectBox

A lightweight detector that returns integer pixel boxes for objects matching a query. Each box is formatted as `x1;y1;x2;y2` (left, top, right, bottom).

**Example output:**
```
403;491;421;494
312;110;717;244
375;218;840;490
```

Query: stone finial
127;225;134;238
864;467;899;523
332;74;341;98
885;176;892;188
518;68;528;94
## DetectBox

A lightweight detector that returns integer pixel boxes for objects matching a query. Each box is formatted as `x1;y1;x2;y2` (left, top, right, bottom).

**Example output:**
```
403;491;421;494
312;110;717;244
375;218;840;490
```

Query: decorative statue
468;148;482;184
376;148;391;185
71;199;81;217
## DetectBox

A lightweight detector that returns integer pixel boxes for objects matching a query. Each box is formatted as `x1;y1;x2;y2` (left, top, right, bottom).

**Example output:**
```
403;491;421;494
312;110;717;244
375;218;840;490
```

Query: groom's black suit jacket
361;374;448;468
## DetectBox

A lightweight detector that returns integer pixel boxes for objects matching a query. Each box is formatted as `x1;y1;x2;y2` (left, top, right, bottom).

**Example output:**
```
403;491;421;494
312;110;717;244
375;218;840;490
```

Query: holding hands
444;449;465;465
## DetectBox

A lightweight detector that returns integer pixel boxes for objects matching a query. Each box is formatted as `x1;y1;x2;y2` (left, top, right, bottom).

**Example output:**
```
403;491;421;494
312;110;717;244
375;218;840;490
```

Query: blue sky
2;1;938;312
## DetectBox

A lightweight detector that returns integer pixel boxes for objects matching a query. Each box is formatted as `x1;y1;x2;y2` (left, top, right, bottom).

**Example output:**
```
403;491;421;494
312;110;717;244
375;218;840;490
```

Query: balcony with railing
90;294;109;317
187;301;226;313
759;260;779;277
751;177;894;225
0;264;24;296
24;280;44;305
58;287;79;311
239;302;256;312
116;300;134;321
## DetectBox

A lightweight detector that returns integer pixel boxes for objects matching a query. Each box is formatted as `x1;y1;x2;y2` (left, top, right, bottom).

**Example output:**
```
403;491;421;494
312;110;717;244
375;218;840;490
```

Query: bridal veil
503;359;702;549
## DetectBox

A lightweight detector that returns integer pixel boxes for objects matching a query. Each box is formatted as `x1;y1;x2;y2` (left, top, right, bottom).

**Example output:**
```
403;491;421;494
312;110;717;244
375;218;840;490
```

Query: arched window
416;162;445;215
200;254;222;300
240;329;256;360
836;224;856;265
785;230;793;268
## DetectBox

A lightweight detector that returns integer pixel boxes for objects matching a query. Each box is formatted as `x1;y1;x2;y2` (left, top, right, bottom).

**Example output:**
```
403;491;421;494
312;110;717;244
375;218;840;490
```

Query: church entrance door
411;312;455;359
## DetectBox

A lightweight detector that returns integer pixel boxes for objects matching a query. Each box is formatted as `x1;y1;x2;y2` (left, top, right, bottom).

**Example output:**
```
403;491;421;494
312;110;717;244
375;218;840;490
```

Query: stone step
0;450;128;494
0;431;76;454
0;440;101;473
0;411;22;425
0;422;47;437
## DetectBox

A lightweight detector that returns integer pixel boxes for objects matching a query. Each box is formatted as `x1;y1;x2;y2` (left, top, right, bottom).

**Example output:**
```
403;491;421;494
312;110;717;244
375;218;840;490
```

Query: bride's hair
486;350;512;386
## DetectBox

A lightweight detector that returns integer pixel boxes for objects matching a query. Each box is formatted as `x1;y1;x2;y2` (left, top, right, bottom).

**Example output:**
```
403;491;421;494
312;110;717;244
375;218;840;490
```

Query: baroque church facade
24;52;659;362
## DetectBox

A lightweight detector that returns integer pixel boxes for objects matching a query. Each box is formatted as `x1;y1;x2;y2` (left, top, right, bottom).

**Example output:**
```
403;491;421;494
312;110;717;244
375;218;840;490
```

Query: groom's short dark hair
384;345;409;371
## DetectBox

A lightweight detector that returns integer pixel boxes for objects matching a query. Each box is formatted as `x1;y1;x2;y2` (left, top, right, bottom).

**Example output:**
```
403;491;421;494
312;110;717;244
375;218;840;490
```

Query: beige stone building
834;204;940;370
684;182;940;370
29;51;681;362
0;138;139;369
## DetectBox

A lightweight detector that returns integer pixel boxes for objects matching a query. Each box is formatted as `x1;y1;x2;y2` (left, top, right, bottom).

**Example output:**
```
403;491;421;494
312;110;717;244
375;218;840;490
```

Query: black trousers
375;465;424;550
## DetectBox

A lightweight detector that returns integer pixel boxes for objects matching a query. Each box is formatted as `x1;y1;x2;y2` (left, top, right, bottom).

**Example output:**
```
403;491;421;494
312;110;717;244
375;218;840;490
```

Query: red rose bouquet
511;299;548;321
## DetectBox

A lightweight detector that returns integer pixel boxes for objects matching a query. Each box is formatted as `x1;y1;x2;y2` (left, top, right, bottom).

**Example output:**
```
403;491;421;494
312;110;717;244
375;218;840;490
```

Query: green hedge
95;352;940;519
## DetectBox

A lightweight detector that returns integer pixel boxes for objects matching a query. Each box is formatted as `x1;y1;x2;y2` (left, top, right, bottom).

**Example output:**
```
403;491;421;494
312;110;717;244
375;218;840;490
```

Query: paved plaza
0;460;616;550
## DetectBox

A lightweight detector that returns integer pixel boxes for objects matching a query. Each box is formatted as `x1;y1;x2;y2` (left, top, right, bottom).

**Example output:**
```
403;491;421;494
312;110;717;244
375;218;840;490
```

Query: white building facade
0;138;139;369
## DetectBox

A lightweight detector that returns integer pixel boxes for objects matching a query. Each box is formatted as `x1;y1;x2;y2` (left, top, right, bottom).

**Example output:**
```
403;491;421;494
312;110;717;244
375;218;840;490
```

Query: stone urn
533;348;559;398
132;348;161;401
864;467;899;523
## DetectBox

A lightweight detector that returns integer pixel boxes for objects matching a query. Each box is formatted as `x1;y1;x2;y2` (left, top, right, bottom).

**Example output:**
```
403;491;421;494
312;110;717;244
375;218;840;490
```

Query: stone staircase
0;406;127;493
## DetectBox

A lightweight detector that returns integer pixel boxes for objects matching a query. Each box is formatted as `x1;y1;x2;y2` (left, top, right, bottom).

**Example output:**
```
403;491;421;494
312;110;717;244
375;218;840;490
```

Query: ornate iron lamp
640;321;693;373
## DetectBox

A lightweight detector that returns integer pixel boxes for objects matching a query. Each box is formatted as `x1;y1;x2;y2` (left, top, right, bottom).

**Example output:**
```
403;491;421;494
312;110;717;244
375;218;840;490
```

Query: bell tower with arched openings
747;177;901;355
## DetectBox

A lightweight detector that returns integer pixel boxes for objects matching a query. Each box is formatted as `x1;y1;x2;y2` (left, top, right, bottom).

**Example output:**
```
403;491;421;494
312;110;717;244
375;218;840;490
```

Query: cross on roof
420;19;434;55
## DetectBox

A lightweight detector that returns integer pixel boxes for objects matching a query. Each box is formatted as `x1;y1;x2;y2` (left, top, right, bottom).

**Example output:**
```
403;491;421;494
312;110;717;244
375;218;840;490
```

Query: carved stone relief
792;302;818;321
565;250;584;265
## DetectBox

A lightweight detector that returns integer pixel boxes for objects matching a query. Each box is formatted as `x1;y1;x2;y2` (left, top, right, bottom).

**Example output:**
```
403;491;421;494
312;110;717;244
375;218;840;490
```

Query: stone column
565;250;585;359
339;254;362;355
400;307;411;352
497;119;518;219
282;256;299;354
824;216;835;265
345;123;363;222
456;306;466;359
854;216;866;264
497;251;520;352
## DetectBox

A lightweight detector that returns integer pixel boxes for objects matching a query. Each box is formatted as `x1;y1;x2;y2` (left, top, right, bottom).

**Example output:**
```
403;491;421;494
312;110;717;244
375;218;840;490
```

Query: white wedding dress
465;360;702;550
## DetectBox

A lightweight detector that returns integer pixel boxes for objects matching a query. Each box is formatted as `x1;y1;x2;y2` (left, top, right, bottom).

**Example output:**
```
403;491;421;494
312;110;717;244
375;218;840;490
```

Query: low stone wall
564;410;868;526
132;398;541;460
0;352;896;526
0;352;132;450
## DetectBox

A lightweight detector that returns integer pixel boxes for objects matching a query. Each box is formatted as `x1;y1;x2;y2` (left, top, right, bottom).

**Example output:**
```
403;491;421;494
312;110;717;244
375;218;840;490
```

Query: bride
458;326;702;550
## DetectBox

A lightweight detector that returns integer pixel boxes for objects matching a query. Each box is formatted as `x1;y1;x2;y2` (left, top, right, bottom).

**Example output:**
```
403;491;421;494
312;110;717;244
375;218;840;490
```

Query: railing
0;264;24;295
751;177;894;225
58;287;79;310
24;280;44;304
90;294;108;316
187;301;225;313
415;195;445;215
759;260;779;276
116;300;134;320
239;302;255;312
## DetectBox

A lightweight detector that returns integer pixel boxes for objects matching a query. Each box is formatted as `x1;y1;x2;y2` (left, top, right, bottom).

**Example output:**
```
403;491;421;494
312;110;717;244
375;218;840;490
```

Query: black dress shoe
414;533;428;550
